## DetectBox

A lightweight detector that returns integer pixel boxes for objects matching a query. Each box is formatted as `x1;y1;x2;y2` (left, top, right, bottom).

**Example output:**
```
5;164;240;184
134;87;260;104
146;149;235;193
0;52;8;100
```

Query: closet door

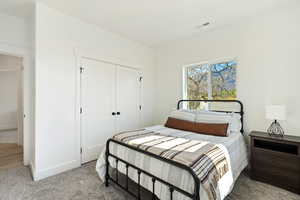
116;67;141;132
81;58;116;163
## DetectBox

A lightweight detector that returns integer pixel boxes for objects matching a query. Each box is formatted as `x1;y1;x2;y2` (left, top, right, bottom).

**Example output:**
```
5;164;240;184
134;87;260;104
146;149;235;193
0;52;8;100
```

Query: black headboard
177;99;244;134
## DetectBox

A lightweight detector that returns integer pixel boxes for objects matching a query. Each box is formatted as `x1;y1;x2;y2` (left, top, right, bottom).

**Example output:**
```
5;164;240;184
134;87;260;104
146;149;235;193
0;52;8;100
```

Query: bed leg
105;141;110;187
105;158;109;187
105;177;109;187
194;179;200;200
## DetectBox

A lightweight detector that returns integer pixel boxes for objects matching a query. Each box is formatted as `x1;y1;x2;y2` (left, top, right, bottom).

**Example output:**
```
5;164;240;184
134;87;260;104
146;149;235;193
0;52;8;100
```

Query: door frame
0;43;33;166
74;48;142;164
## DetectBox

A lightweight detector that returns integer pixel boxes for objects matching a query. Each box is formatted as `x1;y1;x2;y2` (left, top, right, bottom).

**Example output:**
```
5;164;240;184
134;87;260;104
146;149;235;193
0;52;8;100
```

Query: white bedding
144;125;248;181
96;125;248;200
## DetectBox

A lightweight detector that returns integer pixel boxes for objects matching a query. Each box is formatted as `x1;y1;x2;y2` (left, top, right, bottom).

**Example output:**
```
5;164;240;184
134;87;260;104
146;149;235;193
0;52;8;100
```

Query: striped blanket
112;129;230;200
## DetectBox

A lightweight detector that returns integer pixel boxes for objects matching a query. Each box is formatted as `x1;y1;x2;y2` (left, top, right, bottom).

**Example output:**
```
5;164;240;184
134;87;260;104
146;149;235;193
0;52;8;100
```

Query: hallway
0;54;23;170
0;143;23;170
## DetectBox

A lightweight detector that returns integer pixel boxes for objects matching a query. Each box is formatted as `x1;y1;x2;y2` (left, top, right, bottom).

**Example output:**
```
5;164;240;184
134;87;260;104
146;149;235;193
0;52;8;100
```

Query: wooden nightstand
250;131;300;194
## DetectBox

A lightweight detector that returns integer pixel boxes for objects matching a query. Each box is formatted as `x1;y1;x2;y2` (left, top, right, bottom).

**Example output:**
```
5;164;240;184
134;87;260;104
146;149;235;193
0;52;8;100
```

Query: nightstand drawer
252;159;299;182
252;165;299;182
252;148;299;172
252;148;300;193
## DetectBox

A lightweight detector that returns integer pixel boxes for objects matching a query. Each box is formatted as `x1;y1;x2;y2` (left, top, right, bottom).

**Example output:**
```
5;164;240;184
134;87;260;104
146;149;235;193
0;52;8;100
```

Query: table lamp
265;105;286;136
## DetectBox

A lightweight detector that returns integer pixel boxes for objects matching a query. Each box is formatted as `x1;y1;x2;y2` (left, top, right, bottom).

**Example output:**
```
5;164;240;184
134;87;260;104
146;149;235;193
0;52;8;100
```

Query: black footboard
105;138;200;200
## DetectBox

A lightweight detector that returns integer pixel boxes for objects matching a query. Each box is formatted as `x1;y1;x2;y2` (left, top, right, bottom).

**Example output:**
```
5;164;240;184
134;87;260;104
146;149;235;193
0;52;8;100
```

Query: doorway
0;54;23;170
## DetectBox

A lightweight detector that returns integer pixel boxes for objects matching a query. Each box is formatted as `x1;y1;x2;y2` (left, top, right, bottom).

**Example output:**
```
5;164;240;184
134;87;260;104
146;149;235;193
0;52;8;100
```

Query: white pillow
169;109;196;122
195;111;241;134
231;113;242;132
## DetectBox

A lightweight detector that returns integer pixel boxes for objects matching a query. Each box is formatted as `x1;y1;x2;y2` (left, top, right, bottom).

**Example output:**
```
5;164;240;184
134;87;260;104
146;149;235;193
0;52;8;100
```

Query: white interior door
116;66;141;132
81;58;116;163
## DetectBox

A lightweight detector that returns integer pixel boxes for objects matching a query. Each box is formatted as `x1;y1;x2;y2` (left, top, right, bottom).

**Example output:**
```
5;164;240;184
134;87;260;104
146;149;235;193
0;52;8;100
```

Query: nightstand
250;131;300;194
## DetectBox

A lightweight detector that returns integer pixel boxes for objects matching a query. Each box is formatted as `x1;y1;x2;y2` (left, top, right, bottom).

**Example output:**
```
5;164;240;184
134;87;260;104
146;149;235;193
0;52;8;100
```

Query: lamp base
267;120;284;137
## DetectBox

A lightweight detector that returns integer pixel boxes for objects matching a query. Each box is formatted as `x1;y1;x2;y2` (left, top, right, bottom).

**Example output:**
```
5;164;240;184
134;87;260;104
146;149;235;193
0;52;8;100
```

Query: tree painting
186;61;237;110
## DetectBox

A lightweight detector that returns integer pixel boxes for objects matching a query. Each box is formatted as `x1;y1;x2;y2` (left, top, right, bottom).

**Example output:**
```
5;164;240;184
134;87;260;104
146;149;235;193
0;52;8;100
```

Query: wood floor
0;143;23;170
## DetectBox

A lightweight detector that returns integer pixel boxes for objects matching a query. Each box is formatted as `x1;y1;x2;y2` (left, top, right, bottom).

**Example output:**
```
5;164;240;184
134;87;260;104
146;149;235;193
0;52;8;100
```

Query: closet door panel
81;58;116;163
116;67;141;132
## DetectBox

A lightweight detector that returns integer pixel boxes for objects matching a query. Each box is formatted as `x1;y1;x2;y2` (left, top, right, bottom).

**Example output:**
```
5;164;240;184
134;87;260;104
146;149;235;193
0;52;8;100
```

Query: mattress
96;125;248;200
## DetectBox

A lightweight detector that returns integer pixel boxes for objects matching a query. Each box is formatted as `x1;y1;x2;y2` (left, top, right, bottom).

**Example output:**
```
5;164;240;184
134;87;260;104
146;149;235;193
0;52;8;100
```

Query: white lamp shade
265;105;286;120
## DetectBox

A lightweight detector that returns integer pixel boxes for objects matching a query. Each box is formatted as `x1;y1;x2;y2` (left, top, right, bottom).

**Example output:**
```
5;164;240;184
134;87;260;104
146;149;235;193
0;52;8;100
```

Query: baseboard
0;129;18;143
33;160;80;181
0;128;18;132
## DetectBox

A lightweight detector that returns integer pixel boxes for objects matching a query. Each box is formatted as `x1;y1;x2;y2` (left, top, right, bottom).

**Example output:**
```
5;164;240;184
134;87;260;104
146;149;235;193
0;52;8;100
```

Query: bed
96;100;248;200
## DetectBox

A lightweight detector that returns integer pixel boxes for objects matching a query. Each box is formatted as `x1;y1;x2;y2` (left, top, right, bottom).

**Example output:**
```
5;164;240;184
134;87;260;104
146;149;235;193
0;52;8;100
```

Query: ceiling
0;0;295;47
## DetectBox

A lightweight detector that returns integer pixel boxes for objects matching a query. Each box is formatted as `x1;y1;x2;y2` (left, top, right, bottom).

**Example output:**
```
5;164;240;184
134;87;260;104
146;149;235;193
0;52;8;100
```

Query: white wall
0;13;34;165
0;13;32;48
34;3;156;180
155;5;300;136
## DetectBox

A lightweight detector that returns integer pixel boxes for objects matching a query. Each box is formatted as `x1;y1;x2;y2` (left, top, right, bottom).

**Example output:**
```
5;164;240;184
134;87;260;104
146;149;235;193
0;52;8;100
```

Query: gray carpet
0;162;299;200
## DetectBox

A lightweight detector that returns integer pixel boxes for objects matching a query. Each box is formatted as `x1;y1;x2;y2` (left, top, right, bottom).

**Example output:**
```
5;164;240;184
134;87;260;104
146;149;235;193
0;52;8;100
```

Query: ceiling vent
196;22;210;29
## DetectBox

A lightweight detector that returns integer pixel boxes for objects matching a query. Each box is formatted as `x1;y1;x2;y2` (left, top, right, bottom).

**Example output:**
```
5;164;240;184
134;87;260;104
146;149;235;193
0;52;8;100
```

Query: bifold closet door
81;58;116;163
116;67;141;132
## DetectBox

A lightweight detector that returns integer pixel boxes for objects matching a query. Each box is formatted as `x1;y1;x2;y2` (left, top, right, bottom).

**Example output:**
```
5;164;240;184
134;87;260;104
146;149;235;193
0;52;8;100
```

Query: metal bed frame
105;99;244;200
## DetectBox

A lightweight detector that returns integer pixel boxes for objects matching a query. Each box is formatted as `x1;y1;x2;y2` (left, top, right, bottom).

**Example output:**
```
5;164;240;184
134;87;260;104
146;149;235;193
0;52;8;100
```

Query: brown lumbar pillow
165;117;197;133
194;122;229;137
165;117;229;137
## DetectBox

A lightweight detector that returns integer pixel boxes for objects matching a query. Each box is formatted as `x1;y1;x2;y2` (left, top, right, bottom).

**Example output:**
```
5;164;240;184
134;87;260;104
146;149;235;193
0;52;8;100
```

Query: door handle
112;112;116;116
117;112;120;115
